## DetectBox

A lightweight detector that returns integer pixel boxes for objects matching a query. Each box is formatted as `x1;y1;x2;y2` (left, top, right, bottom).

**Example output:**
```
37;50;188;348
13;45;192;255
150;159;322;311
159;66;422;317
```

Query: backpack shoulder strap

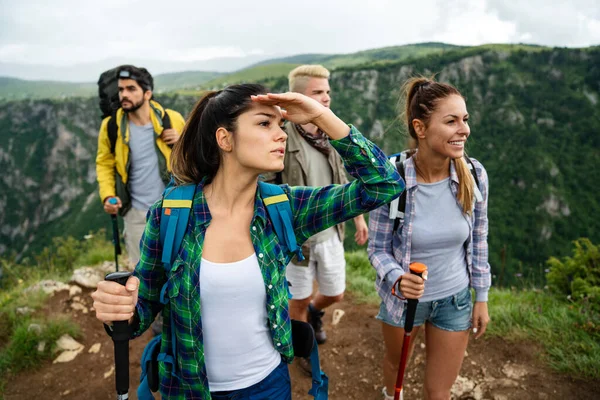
107;115;118;154
308;335;329;399
388;152;408;234
258;182;328;398
162;109;172;130
464;156;483;202
160;184;196;272
257;181;303;262
150;102;172;130
137;335;161;399
393;159;406;234
138;182;195;393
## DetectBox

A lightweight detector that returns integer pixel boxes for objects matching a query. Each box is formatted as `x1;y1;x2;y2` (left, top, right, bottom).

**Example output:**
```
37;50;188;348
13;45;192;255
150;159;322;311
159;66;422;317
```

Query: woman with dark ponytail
92;83;404;399
368;77;491;400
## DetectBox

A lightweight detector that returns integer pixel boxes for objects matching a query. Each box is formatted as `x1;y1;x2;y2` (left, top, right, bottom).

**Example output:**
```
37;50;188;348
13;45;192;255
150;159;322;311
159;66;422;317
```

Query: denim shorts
210;360;291;400
376;286;473;332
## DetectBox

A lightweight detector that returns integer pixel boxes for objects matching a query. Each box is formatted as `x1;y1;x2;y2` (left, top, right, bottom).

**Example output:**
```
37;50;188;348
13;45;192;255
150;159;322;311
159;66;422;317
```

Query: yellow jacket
95;100;185;214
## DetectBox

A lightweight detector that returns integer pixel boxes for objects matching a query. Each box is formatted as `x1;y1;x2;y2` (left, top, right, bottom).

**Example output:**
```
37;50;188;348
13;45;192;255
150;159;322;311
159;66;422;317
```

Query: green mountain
324;45;600;284
250;42;461;69
0;44;598;286
198;63;301;91
153;70;222;92
0;71;222;101
0;77;96;101
194;43;463;92
0;43;462;99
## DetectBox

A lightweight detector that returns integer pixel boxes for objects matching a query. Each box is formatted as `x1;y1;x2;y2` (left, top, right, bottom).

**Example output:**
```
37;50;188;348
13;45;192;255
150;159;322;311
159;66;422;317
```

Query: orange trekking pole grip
393;262;427;400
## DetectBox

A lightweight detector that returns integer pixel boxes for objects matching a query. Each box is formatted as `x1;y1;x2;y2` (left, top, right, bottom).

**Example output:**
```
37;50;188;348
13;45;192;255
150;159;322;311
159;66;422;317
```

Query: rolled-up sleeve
367;203;404;288
288;126;404;244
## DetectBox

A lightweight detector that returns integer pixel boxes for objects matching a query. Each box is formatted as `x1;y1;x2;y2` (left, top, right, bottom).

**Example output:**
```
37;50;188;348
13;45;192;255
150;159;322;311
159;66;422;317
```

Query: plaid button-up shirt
367;155;491;324
131;126;404;399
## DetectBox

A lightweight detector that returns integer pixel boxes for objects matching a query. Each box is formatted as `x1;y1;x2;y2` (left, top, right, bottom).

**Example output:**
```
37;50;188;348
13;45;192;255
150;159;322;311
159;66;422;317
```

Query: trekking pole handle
105;270;131;286
404;262;428;333
105;271;132;399
102;271;132;338
108;197;118;217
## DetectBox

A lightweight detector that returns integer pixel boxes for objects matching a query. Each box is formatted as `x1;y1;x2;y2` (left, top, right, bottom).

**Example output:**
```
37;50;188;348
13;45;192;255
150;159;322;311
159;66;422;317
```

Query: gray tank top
410;178;470;302
128;122;165;211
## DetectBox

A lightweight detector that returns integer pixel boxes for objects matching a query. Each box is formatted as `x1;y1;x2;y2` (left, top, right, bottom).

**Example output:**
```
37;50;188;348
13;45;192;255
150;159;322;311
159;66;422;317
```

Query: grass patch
0;231;114;396
344;250;600;379
0;287;48;350
488;289;600;379
73;236;116;268
0;284;82;397
0;315;81;376
1;230;115;287
345;250;379;304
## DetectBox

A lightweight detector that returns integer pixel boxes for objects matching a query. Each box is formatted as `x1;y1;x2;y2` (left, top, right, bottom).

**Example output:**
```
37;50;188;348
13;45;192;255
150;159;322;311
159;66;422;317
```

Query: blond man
275;65;369;373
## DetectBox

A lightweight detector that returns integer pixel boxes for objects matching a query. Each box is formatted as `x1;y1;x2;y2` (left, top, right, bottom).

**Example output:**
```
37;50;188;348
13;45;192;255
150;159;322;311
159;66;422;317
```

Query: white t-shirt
200;253;280;391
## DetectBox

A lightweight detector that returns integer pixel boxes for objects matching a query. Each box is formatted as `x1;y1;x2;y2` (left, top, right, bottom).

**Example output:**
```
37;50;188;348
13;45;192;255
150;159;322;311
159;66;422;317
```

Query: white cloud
0;0;598;66
429;0;517;45
0;44;27;58
485;0;600;46
163;47;265;63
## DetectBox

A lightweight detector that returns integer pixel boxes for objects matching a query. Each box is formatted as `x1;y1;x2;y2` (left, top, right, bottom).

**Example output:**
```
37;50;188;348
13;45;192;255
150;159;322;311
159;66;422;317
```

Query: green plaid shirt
131;126;403;399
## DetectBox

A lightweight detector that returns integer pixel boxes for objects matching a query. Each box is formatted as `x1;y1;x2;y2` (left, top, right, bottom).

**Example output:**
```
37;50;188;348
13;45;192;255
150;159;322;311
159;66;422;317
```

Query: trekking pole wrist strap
391;275;406;300
103;317;137;339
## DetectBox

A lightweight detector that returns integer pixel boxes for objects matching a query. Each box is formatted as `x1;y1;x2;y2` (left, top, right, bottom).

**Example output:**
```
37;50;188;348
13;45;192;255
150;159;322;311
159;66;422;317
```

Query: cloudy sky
0;0;599;79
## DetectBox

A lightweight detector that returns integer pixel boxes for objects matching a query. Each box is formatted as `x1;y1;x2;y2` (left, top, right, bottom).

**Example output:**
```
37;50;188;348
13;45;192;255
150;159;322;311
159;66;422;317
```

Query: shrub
546;238;600;312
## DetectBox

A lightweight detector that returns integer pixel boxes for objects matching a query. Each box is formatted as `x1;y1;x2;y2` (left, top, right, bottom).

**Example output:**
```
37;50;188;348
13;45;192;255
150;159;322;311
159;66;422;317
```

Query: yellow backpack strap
263;194;288;206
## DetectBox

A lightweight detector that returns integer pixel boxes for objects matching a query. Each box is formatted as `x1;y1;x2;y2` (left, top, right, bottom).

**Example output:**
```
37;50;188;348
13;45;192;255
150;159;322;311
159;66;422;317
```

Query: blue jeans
377;286;473;332
210;360;291;400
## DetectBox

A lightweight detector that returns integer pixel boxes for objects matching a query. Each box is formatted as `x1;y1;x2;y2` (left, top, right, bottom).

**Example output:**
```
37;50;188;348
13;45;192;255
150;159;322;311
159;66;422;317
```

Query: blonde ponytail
455;157;474;214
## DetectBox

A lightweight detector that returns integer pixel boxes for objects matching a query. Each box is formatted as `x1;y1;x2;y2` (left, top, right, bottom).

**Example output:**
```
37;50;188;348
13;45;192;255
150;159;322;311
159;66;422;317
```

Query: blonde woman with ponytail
368;77;491;400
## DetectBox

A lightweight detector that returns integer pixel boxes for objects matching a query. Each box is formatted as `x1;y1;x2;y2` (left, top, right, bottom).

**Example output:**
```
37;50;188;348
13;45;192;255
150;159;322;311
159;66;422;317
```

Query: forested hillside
0;44;598;285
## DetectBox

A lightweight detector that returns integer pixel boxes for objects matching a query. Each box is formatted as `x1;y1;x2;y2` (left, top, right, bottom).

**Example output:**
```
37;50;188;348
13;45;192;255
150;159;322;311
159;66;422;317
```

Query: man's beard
121;98;144;113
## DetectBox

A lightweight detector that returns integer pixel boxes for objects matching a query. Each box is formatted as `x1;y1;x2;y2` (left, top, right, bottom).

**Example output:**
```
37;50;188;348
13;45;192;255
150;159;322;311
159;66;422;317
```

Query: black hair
117;65;154;92
171;83;268;184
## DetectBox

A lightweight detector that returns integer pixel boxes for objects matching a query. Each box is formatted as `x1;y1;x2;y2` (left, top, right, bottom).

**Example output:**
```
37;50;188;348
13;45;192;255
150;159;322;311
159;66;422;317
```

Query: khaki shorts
286;234;346;299
123;207;147;269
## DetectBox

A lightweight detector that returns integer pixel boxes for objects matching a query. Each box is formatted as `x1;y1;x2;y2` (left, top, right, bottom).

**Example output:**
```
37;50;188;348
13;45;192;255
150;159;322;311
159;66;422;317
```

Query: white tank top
199;253;281;391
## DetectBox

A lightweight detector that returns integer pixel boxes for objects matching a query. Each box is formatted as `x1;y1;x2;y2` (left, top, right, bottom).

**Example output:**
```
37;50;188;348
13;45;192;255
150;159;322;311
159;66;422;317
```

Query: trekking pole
392;262;428;400
108;198;122;272
105;270;133;400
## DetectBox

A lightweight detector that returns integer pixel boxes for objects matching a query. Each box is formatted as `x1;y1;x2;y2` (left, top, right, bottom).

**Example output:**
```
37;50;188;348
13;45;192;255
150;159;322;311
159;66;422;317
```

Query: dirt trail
3;289;598;399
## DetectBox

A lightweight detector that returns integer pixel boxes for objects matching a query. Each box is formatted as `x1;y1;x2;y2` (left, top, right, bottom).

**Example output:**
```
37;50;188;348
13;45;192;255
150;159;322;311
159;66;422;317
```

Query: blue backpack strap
137;335;162;400
160;184;196;273
160;184;196;374
257;182;327;399
257;181;303;262
308;336;329;399
138;183;196;397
